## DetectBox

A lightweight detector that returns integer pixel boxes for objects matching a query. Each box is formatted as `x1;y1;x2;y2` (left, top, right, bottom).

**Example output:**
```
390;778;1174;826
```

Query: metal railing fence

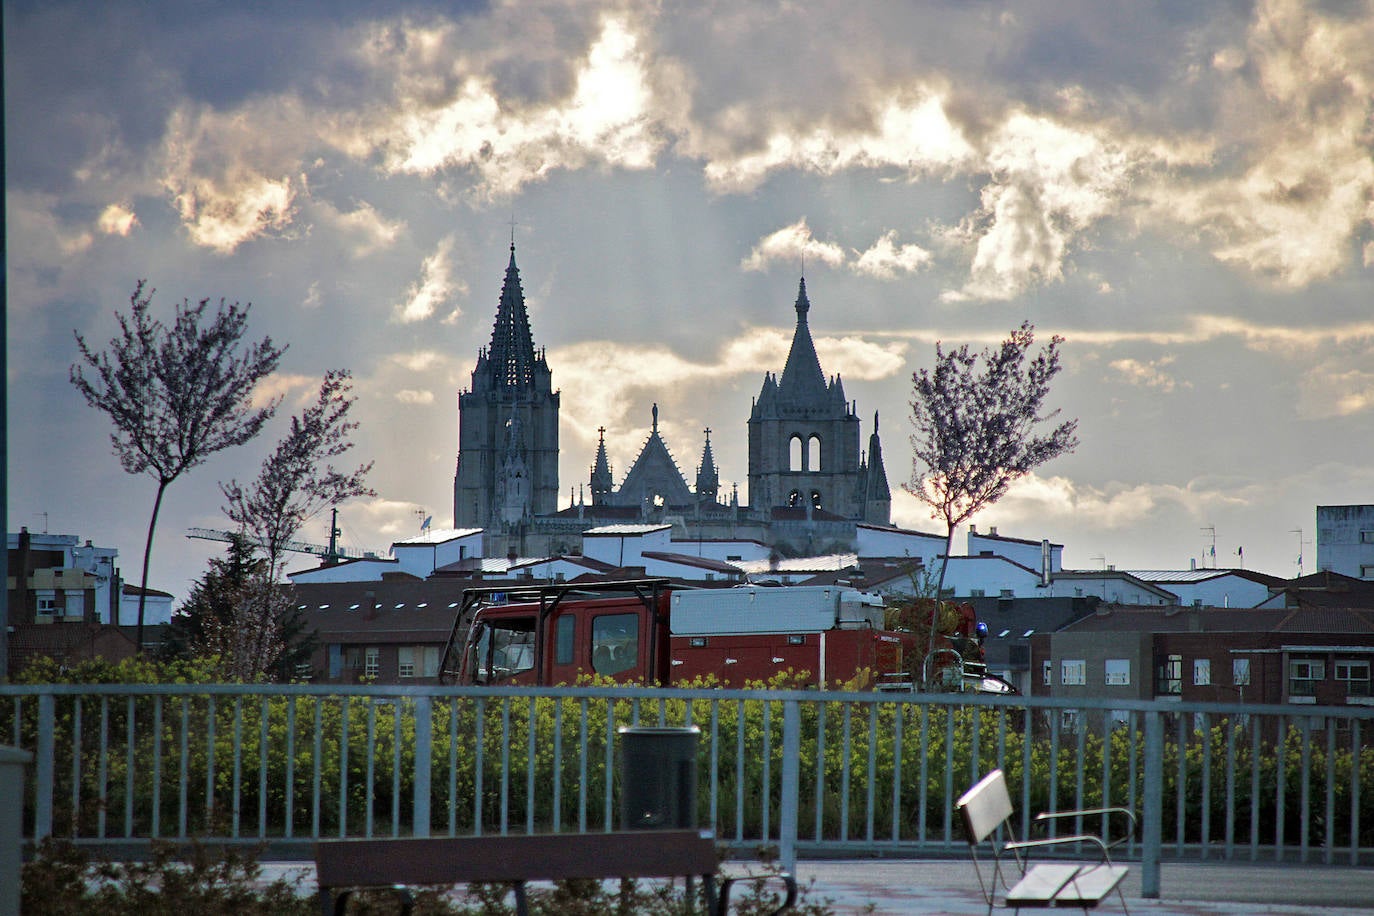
4;683;1372;895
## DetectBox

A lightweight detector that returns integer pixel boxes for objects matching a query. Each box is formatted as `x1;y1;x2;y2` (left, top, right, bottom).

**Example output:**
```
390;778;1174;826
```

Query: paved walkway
792;859;1374;915
271;857;1374;914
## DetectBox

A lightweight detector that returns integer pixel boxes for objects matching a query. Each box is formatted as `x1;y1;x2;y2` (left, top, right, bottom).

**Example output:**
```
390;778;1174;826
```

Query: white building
1317;505;1374;580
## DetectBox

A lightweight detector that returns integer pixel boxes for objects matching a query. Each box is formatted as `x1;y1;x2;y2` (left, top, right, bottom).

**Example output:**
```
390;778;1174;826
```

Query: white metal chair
956;769;1134;914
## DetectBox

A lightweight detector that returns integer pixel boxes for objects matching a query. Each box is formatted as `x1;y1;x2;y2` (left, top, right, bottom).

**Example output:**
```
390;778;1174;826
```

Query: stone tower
747;278;869;519
453;242;560;529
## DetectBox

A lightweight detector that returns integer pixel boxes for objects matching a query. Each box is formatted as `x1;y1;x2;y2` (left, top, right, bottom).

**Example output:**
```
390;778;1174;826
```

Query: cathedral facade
454;246;890;559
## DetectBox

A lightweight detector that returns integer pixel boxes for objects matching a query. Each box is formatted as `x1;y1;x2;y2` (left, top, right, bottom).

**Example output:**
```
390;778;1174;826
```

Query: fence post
412;696;432;838
1141;708;1163;899
0;746;33;916
779;700;800;873
34;694;54;841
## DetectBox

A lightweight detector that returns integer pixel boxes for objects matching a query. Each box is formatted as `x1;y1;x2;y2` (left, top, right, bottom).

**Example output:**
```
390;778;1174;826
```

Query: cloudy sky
8;0;1374;600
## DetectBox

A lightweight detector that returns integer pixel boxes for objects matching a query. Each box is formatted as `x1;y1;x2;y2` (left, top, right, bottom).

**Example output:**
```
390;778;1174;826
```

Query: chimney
1041;539;1051;587
989;526;998;537
969;524;977;534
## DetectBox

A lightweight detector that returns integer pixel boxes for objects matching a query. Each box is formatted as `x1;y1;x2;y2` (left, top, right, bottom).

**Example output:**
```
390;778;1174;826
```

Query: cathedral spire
777;277;827;400
862;410;892;524
485;241;538;391
695;428;719;504
589;426;614;505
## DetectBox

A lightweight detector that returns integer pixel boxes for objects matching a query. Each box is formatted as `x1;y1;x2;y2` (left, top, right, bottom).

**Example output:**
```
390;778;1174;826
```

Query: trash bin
619;726;699;830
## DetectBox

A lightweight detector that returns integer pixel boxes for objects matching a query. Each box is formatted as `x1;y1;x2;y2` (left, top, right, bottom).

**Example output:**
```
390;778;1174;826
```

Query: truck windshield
471;617;536;683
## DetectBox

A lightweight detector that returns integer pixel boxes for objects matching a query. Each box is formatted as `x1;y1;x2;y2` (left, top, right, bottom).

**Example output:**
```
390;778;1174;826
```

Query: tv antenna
1290;528;1309;576
1201;526;1216;568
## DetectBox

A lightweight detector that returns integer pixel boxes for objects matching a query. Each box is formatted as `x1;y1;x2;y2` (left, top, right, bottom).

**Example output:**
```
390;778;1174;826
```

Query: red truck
438;578;1014;693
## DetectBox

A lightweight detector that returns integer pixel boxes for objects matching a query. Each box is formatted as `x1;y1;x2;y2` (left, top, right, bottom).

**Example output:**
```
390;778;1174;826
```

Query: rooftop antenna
1290;528;1309;576
1201;526;1216;568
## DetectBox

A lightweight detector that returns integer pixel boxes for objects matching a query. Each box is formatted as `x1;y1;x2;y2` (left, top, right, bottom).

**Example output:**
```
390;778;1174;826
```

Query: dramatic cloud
393;237;463;323
377;16;665;198
97;203;138;237
852;231;932;279
741;219;846;272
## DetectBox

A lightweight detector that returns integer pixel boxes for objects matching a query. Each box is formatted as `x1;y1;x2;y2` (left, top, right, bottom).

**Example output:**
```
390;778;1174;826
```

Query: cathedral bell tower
747;278;867;519
454;242;560;529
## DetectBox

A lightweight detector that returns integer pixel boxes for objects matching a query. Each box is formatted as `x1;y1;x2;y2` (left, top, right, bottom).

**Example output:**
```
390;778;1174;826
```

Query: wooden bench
314;829;797;916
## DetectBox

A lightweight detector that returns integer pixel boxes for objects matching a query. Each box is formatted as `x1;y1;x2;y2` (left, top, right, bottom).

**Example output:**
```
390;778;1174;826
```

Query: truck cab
446;580;672;686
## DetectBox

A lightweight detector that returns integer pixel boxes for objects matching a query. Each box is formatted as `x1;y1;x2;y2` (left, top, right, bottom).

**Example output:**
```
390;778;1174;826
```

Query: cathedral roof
617;404;695;508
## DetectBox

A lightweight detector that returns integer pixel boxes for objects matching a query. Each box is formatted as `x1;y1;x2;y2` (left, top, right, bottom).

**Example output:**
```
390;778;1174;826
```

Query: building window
1360;530;1374;544
1105;658;1130;686
1289;658;1325;696
808;435;821;471
1361;565;1374;581
346;648;362;669
789;436;804;472
1157;654;1183;695
1060;710;1080;733
421;646;441;678
1061;659;1086;686
1194;659;1211;686
398;647;415;678
36;591;57;616
64;593;86;618
1335;659;1371;697
1042;660;1052;686
970;589;986;598
1233;658;1251;686
364;647;380;678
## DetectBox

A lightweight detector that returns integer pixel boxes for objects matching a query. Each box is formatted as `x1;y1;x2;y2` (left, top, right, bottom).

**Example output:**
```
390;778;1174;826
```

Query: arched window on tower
811;490;822;509
787;490;803;507
808;435;821;471
790;435;804;472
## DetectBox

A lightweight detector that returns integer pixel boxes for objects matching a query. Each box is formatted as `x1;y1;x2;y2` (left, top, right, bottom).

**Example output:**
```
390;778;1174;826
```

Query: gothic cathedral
454;246;890;556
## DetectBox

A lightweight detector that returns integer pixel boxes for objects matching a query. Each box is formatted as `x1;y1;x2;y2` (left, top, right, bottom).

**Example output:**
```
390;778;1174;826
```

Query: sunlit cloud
250;372;318;409
160;103;305;254
395;389;435;405
390;350;448;373
1142;0;1374;287
741;218;846;272
378;16;664;199
322;200;404;257
943;113;1132;301
1109;357;1188;393
699;89;975;192
393;236;463;323
96;203;138;236
1298;361;1374;418
852;231;931;279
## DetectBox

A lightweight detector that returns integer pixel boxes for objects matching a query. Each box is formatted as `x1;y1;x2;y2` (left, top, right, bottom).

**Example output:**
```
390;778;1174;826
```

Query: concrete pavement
791;859;1374;915
267;856;1374;914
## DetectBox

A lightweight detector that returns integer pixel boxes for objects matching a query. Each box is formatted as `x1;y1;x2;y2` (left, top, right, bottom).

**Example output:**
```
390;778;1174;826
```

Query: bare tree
71;281;285;651
906;321;1078;636
219;369;375;679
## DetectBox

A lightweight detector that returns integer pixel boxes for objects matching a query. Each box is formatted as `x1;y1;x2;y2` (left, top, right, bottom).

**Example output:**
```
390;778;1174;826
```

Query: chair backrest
956;769;1013;844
